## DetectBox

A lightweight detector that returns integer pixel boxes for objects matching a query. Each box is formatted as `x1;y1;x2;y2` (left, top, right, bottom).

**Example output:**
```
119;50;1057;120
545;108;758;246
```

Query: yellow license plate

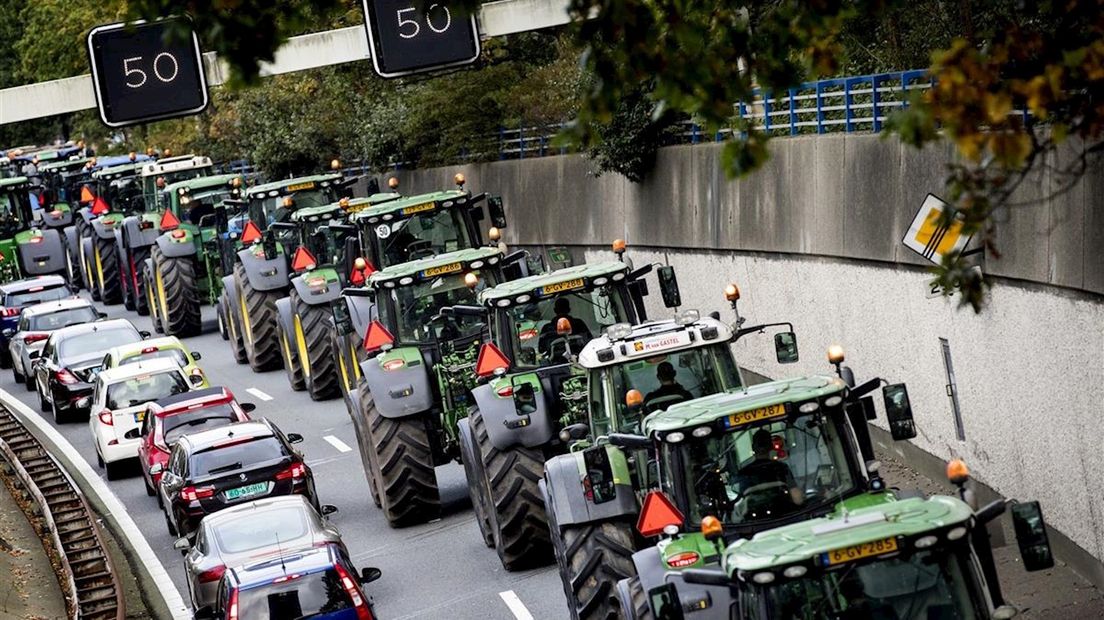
286;182;316;191
726;403;786;428
542;278;584;295
823;537;898;566
402;202;436;216
422;262;462;277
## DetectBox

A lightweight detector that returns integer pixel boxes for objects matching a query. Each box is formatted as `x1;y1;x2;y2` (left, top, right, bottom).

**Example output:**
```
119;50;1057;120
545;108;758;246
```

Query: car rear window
239;569;353;619
190;436;286;477
59;328;140;359
162;406;238;445
121;347;189;368
106;371;190;409
29;306;98;331
213;506;310;554
6;286;69;307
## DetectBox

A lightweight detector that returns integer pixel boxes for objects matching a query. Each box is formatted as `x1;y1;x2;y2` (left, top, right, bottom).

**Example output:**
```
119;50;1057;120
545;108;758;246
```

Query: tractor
0;177;68;282
144;173;246;336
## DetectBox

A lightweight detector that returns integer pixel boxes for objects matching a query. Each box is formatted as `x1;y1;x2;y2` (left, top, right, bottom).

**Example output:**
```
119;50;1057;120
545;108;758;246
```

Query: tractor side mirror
882;383;917;440
1012;501;1054;571
774;332;799;363
487;196;507;229
657;266;681;309
214;205;228;233
648;583;686;620
343;235;360;276
582;445;616;504
511;380;538;416
607;433;651;450
262;230;278;261
366;177;380;195
332;300;354;336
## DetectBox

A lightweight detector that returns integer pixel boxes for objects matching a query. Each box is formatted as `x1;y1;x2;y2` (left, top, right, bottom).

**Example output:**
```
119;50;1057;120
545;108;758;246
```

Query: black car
157;419;316;538
33;318;145;422
0;275;72;367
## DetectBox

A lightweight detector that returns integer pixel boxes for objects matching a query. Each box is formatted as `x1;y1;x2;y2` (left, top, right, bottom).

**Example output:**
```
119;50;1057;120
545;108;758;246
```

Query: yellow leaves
983;92;1012;125
987;131;1032;167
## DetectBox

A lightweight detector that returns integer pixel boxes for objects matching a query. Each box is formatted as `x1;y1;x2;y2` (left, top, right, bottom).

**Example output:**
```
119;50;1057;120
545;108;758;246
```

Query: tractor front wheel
290;289;339;401
221;293;248;364
132;246;151;316
234;263;282;372
363;397;440;527
94;235;121;304
353;381;382;509
151;246;202;337
460;411;495;548
277;316;305;391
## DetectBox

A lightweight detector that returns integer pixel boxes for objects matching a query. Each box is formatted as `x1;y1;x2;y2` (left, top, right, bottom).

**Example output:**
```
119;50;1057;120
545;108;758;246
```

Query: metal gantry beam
0;0;572;125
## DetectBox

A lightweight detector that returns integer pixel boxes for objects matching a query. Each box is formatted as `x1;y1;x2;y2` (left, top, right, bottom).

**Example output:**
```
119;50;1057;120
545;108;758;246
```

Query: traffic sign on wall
361;1;481;78
86;18;209;128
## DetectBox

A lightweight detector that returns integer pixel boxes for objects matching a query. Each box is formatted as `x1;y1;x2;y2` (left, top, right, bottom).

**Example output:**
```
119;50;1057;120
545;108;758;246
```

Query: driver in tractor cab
644;362;693;408
735;429;804;508
538;298;590;360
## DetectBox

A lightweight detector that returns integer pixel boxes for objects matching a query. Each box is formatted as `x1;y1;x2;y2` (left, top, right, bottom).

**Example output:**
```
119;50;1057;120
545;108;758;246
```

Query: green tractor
220;173;347;371
455;257;672;569
0;177;69;282
144;173;247;336
667;476;1054;620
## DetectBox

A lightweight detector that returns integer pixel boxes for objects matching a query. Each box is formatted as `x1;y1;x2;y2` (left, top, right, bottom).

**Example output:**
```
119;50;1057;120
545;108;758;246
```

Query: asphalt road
0;298;562;620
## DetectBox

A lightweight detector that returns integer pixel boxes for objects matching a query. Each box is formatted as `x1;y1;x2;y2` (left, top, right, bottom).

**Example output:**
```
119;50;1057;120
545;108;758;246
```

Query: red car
136;387;255;499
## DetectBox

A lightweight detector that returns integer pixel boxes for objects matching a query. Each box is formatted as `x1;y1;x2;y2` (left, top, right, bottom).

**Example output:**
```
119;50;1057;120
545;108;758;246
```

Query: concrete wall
391;135;1104;577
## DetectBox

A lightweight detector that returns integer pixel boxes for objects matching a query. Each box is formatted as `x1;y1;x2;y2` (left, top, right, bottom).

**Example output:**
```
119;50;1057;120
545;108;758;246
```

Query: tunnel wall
392;134;1104;579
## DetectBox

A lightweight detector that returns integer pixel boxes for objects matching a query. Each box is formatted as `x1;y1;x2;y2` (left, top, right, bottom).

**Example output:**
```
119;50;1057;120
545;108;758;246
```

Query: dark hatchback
33;318;145;422
158;419;317;538
0;275;72;367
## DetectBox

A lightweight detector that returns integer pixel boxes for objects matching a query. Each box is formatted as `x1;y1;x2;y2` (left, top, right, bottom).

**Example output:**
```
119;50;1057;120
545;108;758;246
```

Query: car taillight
55;369;78;385
23;333;48;344
198;565;226;583
98;409;114;426
228;587;239;620
334;563;372;620
1;307;19;317
180;486;215;502
275;462;307;481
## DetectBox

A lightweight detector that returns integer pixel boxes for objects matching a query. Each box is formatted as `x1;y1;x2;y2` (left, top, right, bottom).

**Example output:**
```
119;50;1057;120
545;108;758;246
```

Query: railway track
0;404;124;620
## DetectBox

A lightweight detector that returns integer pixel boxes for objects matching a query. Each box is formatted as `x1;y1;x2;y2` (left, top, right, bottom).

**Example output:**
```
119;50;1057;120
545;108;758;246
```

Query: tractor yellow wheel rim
93;244;105;290
227;305;239;343
155;265;171;324
294;314;311;377
238;293;253;343
350;341;362;380
281;330;294;369
146;275;158;321
337;345;351;393
79;246;90;285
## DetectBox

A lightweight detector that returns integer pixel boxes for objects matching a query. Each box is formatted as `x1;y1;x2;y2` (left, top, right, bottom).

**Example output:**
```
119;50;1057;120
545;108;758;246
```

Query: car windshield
162;406;239;445
5;286;69;307
106;371;189;409
213;505;311;554
665;409;856;526
120;348;189;368
191;437;286;477
762;548;981;620
28;306;98;330
239;568;353;619
373;208;474;267
379;270;496;344
59;328;140;360
507;286;629;368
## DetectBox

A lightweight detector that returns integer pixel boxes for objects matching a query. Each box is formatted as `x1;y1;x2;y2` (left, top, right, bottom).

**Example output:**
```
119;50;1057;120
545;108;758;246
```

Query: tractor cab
244;173;346;230
91;161;146;215
0;177;67;281
139;155;213;212
0;177;35;240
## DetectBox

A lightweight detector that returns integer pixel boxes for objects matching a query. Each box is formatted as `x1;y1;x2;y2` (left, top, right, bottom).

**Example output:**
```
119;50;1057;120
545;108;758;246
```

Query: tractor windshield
373;208;475;268
380;270;498;344
262;189;341;223
757;548;982;620
157;167;212;187
664;409;856;527
507;286;629;368
180;188;235;226
104;179;142;213
0;190;30;235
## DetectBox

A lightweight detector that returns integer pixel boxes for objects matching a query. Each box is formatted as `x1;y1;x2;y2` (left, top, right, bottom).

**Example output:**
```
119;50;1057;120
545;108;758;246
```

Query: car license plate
225;482;268;501
822;536;898;566
133;411;145;423
541;278;584;295
725;403;786;428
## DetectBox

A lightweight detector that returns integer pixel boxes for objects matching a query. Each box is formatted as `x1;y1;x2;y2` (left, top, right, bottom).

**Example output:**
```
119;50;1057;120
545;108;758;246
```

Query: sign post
361;1;481;78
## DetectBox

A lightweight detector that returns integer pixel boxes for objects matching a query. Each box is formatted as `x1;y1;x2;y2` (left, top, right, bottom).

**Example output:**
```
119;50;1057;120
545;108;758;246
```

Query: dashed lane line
498;590;534;620
323;434;353;453
245;388;273;401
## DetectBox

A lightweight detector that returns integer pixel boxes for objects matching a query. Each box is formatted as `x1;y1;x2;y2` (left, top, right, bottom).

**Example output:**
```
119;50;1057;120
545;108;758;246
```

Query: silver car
173;494;341;610
7;299;102;389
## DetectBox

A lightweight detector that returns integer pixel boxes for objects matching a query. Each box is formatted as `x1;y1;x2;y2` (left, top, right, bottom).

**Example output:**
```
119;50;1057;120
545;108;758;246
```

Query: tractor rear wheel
353;381;382;509
363;397;440;527
64;237;83;290
234;263;283;372
615;578;652;620
152;246;202;337
94;235;121;304
291;289;339;401
461;411;495;548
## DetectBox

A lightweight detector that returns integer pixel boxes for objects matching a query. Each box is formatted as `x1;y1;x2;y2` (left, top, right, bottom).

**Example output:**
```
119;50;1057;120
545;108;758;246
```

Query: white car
7;299;102;390
89;358;192;480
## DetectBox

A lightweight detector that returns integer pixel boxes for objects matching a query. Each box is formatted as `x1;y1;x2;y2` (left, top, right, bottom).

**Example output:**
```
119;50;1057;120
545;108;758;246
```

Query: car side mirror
240;402;256;414
124;428;141;440
359;567;382;584
189;374;205;386
657;265;681;309
774;331;799;364
193;605;216;619
173;537;190;551
1012;501;1054;571
191;351;201;361
321;504;338;516
139;330;151;339
287;433;304;444
97;311;108;319
487;195;507;229
511;380;537;416
882;383;917;440
149;463;163;475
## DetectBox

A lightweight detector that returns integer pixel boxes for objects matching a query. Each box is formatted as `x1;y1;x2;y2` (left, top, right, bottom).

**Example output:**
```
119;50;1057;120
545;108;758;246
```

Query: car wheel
51;395;64;424
24;371;34;391
96;450;104;468
12;360;22;384
105;460;122;481
164;510;177;536
144;476;155;497
38;385;49;413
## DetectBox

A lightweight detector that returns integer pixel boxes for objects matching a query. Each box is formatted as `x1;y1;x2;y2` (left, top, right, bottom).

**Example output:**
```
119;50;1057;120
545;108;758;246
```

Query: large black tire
234;263;283;372
82;240;100;301
473;409;551;569
333;329;357;399
353;381;382;509
460;412;494;548
64;236;83;290
144;265;163;334
216;299;229;340
151;246;202;337
277;317;306;391
546;482;638;620
290;289;339;401
221;294;248;364
131;245;151;316
363;397;440;526
615;578;652;620
121;244;136;311
94;235;122;304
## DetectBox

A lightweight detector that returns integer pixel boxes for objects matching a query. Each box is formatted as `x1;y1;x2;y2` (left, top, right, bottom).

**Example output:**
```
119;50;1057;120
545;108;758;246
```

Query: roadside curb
0;387;192;619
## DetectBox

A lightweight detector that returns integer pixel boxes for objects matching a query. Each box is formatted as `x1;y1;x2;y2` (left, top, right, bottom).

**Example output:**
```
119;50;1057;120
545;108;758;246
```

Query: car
138;387;255;498
101;336;208;388
0;275;73;368
157;419;317;539
173;495;342;610
32;318;146;423
196;544;380;620
7;298;103;389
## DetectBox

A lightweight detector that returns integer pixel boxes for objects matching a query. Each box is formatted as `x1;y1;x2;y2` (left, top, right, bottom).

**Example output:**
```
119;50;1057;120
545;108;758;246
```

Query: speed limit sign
87;18;209;127
361;1;481;78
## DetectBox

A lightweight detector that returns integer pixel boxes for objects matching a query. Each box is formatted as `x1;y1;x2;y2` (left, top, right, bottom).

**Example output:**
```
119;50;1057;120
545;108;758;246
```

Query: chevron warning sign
902;194;973;265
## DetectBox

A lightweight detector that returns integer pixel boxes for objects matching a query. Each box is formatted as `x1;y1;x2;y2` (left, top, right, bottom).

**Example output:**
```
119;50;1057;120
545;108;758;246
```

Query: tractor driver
734;429;804;508
644;361;693;408
538;297;590;360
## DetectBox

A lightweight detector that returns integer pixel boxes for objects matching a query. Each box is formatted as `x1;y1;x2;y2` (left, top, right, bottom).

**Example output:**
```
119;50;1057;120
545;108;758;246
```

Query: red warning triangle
475;342;511;378
636;491;684;537
159;209;180;231
91;195;109;215
79;186;95;204
291;246;317;272
363;320;394;353
241;221;262;244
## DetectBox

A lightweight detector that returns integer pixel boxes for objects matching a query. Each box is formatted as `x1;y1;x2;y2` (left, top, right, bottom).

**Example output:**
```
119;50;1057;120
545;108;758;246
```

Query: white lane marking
246;387;273;401
323;434;352;453
498;590;534;620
